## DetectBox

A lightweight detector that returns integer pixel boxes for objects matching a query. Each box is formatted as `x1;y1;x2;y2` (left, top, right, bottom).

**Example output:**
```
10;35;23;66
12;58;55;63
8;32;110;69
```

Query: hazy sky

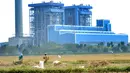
0;0;130;42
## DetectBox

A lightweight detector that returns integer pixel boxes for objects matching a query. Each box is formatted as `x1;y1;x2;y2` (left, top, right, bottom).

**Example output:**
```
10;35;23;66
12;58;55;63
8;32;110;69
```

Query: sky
0;0;130;42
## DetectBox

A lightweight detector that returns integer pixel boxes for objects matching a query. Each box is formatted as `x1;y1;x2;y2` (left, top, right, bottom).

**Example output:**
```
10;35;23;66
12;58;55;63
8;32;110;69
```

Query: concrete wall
65;9;75;25
8;37;33;46
48;25;59;43
58;33;75;44
75;33;128;44
47;25;128;44
48;25;75;44
54;25;105;31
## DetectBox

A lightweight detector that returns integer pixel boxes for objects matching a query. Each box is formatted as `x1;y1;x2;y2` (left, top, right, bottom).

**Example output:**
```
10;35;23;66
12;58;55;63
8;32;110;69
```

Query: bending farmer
43;53;49;63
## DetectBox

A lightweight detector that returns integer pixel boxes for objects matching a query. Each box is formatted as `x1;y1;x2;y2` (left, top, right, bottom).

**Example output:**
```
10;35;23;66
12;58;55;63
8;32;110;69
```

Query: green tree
120;42;128;52
63;44;78;53
116;42;128;52
22;49;29;55
98;42;104;46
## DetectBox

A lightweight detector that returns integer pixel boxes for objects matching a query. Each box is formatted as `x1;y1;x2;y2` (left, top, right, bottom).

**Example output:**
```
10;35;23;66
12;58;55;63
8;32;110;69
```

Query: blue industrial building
28;1;128;46
28;1;64;46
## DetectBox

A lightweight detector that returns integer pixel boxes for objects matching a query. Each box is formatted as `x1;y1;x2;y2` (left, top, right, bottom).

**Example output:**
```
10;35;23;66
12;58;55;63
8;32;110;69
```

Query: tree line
0;42;130;55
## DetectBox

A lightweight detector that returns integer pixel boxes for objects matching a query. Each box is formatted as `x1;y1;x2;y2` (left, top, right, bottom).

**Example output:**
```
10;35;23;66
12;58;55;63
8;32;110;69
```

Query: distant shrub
88;60;109;67
1;66;130;73
109;60;130;64
0;68;86;73
76;60;87;64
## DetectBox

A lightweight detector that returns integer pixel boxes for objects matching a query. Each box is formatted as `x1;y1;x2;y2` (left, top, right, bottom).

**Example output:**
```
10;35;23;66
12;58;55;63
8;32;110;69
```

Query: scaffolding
29;1;64;46
65;4;92;26
79;5;92;26
79;14;92;26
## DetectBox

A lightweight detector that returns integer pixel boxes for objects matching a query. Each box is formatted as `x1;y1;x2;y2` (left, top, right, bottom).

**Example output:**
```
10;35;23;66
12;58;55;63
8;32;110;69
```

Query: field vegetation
1;54;130;72
0;42;130;72
0;42;130;56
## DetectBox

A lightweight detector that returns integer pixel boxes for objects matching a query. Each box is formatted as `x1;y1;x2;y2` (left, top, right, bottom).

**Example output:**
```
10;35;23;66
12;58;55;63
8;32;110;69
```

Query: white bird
58;55;61;58
79;66;85;68
53;60;61;66
53;60;60;64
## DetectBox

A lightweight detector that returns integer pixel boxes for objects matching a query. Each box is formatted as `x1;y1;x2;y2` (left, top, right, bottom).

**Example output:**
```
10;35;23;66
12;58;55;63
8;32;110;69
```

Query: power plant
8;0;128;46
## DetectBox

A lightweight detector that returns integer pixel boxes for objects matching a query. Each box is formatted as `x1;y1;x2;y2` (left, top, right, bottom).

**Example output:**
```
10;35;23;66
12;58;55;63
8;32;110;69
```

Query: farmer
13;53;23;65
43;53;49;63
19;53;23;63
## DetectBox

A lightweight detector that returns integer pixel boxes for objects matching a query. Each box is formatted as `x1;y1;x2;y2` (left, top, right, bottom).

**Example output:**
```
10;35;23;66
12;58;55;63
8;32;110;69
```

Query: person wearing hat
19;53;23;63
13;53;23;65
43;53;49;63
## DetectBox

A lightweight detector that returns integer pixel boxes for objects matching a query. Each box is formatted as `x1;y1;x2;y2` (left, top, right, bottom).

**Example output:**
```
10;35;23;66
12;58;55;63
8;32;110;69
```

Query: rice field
0;53;130;68
1;53;130;62
0;53;130;72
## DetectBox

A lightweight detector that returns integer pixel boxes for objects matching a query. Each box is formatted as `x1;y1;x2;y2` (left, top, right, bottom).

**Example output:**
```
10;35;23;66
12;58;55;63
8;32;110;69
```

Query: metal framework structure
28;1;64;46
65;4;92;26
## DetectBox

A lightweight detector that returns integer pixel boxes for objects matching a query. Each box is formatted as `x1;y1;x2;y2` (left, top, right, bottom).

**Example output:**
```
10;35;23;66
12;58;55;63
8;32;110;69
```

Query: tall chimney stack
15;0;23;37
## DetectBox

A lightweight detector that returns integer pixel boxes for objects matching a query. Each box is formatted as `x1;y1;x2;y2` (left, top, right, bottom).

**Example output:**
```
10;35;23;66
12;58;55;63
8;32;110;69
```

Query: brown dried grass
88;60;110;67
0;54;130;62
0;54;130;67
